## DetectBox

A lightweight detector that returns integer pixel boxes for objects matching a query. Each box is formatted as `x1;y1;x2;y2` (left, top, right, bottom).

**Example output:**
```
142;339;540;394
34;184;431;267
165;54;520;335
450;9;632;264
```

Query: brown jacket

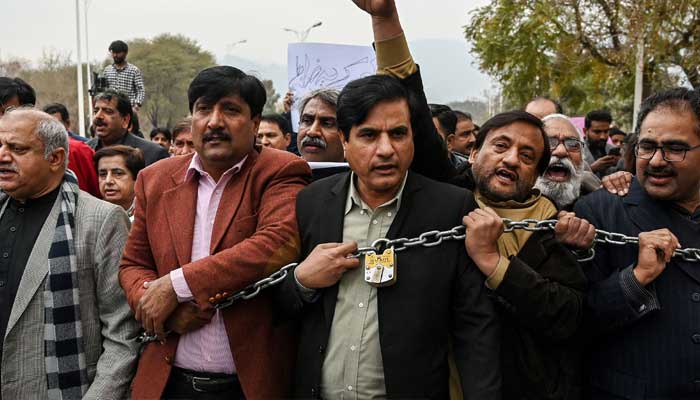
119;148;311;399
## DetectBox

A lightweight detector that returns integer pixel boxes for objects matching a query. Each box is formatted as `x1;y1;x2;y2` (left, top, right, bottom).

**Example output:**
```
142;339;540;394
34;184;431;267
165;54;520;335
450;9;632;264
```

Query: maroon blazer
119;147;311;399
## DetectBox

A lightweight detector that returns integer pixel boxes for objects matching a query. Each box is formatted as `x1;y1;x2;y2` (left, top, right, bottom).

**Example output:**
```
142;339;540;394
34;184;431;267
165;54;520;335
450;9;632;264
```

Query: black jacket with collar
88;132;169;166
574;180;700;399
276;171;501;399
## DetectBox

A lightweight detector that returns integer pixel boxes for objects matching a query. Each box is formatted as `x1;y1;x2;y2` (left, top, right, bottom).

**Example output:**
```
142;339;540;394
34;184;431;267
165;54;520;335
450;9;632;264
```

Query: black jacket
88;132;169;166
575;181;700;399
277;171;501;399
490;220;587;400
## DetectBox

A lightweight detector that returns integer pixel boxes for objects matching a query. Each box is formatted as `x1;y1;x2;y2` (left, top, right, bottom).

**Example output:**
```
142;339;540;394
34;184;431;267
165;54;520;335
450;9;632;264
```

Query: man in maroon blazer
119;66;311;399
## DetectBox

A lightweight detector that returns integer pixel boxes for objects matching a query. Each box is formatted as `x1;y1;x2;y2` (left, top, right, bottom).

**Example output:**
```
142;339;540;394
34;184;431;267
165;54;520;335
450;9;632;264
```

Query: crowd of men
0;0;699;399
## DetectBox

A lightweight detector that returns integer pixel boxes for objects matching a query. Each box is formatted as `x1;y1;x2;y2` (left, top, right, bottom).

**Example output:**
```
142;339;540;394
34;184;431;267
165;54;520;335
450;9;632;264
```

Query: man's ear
446;133;455;152
122;113;131;130
48;148;67;171
251;115;262;134
468;146;479;164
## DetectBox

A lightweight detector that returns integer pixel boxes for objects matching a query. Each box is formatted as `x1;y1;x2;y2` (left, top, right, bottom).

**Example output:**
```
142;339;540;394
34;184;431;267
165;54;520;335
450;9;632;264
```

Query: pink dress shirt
169;153;247;374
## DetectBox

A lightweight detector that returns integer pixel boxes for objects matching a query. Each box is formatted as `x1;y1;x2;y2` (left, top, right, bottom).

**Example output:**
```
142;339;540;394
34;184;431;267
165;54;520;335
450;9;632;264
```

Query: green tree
119;34;216;133
262;79;280;114
464;0;700;127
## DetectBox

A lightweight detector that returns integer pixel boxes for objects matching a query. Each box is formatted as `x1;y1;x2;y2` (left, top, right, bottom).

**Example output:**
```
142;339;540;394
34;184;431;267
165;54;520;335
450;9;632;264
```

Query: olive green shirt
320;172;408;399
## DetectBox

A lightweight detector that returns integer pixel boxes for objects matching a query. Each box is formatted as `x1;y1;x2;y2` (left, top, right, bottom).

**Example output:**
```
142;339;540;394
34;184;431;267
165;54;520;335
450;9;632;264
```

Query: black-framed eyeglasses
635;142;700;162
548;137;584;152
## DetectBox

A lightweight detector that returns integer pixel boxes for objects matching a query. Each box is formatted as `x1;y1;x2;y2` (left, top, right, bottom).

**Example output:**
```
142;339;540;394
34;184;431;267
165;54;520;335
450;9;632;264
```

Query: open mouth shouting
545;162;571;182
494;167;518;185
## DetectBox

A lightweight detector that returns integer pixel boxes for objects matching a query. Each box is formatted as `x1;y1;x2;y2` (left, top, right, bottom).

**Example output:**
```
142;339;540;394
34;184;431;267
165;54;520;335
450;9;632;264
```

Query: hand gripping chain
137;218;700;343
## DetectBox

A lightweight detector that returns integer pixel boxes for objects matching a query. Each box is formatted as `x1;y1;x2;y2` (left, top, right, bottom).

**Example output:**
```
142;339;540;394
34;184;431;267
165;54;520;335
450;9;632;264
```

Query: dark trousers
162;367;245;400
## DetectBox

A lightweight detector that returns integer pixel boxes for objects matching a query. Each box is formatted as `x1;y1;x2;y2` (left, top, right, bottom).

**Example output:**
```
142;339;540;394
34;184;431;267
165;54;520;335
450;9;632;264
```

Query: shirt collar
185;152;248;182
344;171;409;215
113;62;130;71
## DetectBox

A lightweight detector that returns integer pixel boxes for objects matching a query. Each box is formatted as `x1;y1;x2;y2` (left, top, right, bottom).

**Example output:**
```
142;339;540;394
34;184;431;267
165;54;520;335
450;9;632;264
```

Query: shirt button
9;227;16;232
692;293;700;303
358;302;364;308
387;212;392;217
18;208;24;213
164;356;172;364
360;210;365;215
347;385;353;391
350;345;356;351
2;252;7;258
372;220;378;225
692;334;700;344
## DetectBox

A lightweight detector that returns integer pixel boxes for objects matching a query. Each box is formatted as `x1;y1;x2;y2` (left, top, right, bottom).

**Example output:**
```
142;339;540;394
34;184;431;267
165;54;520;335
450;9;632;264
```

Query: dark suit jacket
119;148;311;399
488;213;587;400
574;180;700;399
88;131;169;166
277;171;501;399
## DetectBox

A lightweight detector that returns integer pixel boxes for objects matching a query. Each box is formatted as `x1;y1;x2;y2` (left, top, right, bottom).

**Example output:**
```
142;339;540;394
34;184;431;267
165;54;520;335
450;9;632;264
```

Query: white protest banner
287;42;377;130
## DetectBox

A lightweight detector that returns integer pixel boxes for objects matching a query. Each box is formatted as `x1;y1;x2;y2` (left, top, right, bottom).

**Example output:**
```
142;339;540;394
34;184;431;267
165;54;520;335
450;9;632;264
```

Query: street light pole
226;39;248;54
283;21;323;42
74;0;86;137
84;0;93;125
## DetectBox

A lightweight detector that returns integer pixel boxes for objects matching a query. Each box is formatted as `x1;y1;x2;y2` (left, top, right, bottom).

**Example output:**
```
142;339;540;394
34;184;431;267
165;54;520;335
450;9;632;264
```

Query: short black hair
634;87;700;137
585;109;613;128
172;116;192;140
13;78;36;106
336;74;417;141
187;66;266;118
43;103;70;123
429;103;457;135
526;96;564;114
261;113;291;134
454;110;473;121
94;89;132;118
0;77;36;106
0;77;20;105
93;145;145;180
609;127;626;138
474;110;551;175
150;127;171;142
108;40;129;53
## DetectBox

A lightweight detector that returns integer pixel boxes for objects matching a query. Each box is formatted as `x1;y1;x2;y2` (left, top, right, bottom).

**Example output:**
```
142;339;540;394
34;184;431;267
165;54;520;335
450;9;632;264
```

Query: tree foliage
262;79;280;114
120;34;216;131
465;0;700;126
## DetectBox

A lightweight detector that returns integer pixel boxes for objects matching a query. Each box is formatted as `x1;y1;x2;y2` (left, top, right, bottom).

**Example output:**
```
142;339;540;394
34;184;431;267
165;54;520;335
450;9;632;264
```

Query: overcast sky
2;0;488;65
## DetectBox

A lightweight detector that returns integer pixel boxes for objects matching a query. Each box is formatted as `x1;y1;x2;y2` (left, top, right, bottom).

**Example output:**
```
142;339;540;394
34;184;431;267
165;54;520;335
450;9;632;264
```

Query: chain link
137;218;700;343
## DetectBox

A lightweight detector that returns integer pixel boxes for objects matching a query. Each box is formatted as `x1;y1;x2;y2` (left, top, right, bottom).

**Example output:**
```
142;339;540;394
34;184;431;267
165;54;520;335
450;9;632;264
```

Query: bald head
525;97;561;119
0;108;69;201
542;114;581;138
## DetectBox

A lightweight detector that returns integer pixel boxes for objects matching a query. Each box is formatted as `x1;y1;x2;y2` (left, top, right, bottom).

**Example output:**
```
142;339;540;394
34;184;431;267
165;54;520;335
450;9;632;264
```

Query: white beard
535;156;584;208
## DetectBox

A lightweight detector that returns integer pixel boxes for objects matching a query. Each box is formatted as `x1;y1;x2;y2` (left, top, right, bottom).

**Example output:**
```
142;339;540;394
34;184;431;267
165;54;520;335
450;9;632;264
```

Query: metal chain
137;218;700;343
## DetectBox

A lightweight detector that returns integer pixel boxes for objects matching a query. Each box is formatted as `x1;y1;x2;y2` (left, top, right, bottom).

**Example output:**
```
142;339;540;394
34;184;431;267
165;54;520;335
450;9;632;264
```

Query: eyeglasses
635;142;700;162
548;137;584;152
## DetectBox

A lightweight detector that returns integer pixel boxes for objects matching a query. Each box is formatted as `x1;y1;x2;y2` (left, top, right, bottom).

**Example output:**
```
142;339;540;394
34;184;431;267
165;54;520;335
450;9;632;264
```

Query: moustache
0;164;18;173
644;166;676;177
202;129;232;143
301;135;327;149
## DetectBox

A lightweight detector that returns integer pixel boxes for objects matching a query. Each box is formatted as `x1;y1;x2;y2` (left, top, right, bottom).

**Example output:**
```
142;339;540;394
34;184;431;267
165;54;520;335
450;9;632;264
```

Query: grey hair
36;117;70;168
4;107;70;168
297;88;339;115
542;113;583;138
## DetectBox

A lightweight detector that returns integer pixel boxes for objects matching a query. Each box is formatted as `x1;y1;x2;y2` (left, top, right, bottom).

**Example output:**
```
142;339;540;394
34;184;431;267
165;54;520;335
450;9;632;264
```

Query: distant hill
218;38;494;105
